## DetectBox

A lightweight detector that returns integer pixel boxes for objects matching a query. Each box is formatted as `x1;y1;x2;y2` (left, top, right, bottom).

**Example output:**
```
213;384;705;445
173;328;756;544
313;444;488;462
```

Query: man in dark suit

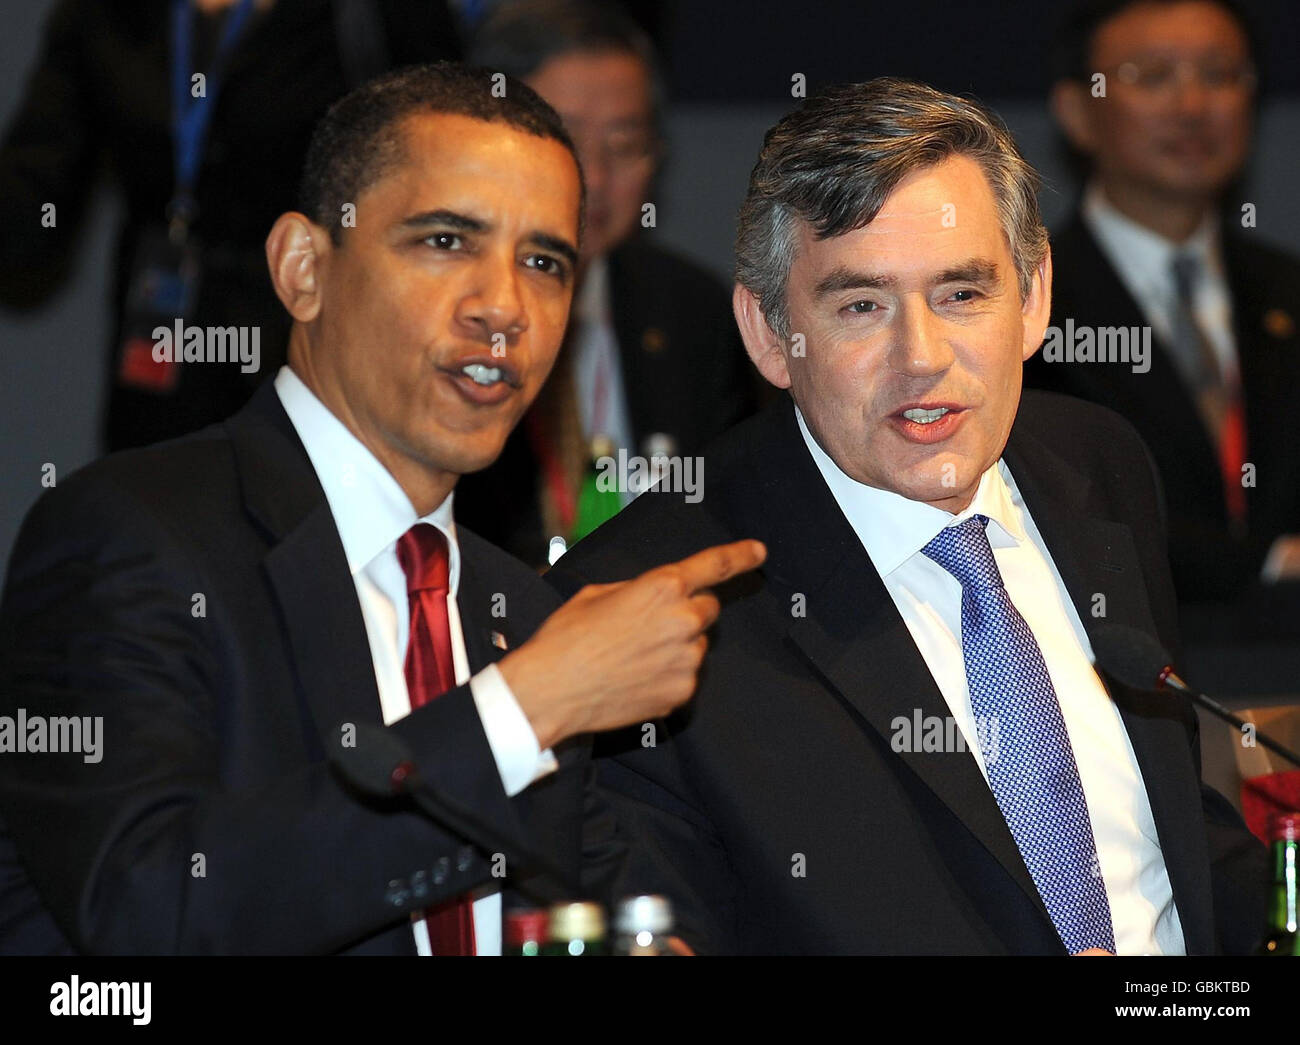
457;0;758;567
0;63;761;954
549;78;1268;955
1024;0;1300;609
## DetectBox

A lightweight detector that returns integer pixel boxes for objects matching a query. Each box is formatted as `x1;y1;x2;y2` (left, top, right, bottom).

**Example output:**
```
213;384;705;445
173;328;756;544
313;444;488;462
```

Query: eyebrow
813;258;1002;298
399;209;579;268
400;209;487;234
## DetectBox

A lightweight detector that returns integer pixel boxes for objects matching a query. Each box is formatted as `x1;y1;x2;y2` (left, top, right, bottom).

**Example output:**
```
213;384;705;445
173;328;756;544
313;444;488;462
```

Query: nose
1170;67;1212;116
575;137;611;196
887;298;955;378
456;249;527;346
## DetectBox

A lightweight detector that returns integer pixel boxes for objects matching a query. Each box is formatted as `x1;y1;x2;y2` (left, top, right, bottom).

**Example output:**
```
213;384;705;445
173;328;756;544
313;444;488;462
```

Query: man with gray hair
548;77;1265;955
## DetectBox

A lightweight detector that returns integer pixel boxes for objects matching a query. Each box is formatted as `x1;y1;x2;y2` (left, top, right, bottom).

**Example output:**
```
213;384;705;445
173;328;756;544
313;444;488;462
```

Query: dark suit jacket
455;238;760;567
546;391;1268;955
1023;214;1300;606
0;381;618;954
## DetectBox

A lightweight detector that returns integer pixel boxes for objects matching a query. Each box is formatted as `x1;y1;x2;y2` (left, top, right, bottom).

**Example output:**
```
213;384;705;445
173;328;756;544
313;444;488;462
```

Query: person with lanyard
0;0;462;452
115;0;260;395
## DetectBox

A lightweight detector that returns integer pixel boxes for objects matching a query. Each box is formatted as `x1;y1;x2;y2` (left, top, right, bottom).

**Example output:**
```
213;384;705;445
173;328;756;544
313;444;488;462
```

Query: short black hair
467;0;665;137
298;61;583;244
1052;0;1261;85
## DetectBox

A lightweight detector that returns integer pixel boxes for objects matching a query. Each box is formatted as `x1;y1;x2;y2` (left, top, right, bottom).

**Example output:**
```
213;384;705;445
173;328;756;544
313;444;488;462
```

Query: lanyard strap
168;0;257;230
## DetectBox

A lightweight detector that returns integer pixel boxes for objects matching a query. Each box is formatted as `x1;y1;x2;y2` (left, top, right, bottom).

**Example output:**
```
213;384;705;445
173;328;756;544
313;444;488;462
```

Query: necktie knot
921;514;1004;590
397;523;450;596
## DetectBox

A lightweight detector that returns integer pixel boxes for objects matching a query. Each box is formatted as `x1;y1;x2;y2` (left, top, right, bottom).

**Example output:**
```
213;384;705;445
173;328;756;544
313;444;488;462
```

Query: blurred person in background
0;0;461;452
1024;0;1300;621
458;0;760;568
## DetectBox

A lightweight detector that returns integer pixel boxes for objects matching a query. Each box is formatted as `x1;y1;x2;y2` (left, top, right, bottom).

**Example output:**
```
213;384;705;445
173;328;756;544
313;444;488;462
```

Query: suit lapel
607;245;651;447
1224;234;1300;487
748;395;1215;952
457;533;583;782
1054;219;1221;475
226;383;386;757
1003;416;1217;955
735;399;1058;936
455;544;507;677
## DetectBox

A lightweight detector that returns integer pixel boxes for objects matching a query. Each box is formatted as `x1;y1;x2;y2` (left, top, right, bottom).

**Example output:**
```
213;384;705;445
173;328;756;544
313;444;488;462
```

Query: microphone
1090;623;1300;769
331;721;572;902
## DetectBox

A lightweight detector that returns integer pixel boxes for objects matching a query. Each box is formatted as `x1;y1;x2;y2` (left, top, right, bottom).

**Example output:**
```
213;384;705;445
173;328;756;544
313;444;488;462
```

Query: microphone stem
1187;692;1300;770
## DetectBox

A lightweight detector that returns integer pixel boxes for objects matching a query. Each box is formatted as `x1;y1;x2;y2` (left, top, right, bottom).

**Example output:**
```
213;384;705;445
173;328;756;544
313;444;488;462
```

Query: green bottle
571;436;622;544
1257;811;1300;956
541;902;606;956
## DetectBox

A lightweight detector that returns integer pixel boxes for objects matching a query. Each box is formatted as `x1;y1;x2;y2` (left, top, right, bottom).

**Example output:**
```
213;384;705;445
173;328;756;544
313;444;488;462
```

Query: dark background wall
2;0;1297;581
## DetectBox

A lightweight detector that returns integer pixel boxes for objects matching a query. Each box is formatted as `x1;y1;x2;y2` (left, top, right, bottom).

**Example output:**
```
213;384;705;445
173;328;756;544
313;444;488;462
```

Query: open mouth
890;403;968;444
901;406;951;425
460;362;510;387
438;356;523;406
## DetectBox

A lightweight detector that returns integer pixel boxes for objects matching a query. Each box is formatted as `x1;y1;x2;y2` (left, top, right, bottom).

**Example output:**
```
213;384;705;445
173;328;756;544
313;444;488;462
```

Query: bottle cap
1268;811;1300;842
547;901;606;941
613;894;674;935
504;909;549;947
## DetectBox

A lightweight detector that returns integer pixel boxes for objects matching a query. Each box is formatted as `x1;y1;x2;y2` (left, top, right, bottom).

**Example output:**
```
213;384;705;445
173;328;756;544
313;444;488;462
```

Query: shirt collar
573;254;609;324
794;404;1028;577
1082;180;1222;297
273;366;460;593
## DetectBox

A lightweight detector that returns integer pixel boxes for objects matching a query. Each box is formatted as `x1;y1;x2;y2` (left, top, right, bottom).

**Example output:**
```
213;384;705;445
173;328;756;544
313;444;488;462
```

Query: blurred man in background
1024;0;1300;617
0;0;461;451
458;0;759;567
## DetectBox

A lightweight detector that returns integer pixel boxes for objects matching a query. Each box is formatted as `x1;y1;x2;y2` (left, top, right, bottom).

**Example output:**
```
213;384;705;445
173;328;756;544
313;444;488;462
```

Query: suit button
432;856;450;885
410;869;430;902
456;846;474;872
385;878;410;907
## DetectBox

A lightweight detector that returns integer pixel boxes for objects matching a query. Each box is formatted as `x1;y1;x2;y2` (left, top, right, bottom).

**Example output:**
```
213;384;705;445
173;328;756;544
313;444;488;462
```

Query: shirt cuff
469;663;559;797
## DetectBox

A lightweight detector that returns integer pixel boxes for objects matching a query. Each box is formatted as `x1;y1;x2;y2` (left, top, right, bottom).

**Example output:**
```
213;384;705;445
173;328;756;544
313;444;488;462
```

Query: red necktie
396;523;476;956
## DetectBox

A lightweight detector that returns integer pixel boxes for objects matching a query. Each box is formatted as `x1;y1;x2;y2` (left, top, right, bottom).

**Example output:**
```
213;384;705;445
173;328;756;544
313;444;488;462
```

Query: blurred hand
502;540;767;749
1072;948;1114;956
1262;534;1300;582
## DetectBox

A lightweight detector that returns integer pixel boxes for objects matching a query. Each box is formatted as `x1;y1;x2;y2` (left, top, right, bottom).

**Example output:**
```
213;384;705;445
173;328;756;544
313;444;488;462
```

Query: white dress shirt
275;366;557;955
572;256;636;457
796;407;1185;955
1082;180;1238;386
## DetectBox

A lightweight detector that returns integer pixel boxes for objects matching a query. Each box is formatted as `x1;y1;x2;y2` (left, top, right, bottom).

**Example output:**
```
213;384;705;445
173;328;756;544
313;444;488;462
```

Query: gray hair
735;78;1049;339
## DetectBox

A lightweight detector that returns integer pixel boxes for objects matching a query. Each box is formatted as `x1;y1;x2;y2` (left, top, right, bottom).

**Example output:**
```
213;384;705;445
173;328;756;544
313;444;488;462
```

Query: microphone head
1089;622;1174;691
330;720;419;799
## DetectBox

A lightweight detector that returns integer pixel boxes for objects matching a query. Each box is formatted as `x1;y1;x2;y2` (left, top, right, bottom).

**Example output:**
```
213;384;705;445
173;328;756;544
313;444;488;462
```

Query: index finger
665;539;767;594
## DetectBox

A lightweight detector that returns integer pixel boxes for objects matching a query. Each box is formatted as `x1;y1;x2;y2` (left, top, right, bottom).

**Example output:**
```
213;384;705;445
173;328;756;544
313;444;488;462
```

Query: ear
733;283;791;389
1021;247;1053;362
266;212;329;323
1050;79;1097;156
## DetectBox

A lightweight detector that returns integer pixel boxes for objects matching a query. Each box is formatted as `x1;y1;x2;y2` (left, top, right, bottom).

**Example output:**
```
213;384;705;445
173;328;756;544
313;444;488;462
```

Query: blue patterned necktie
922;514;1116;954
